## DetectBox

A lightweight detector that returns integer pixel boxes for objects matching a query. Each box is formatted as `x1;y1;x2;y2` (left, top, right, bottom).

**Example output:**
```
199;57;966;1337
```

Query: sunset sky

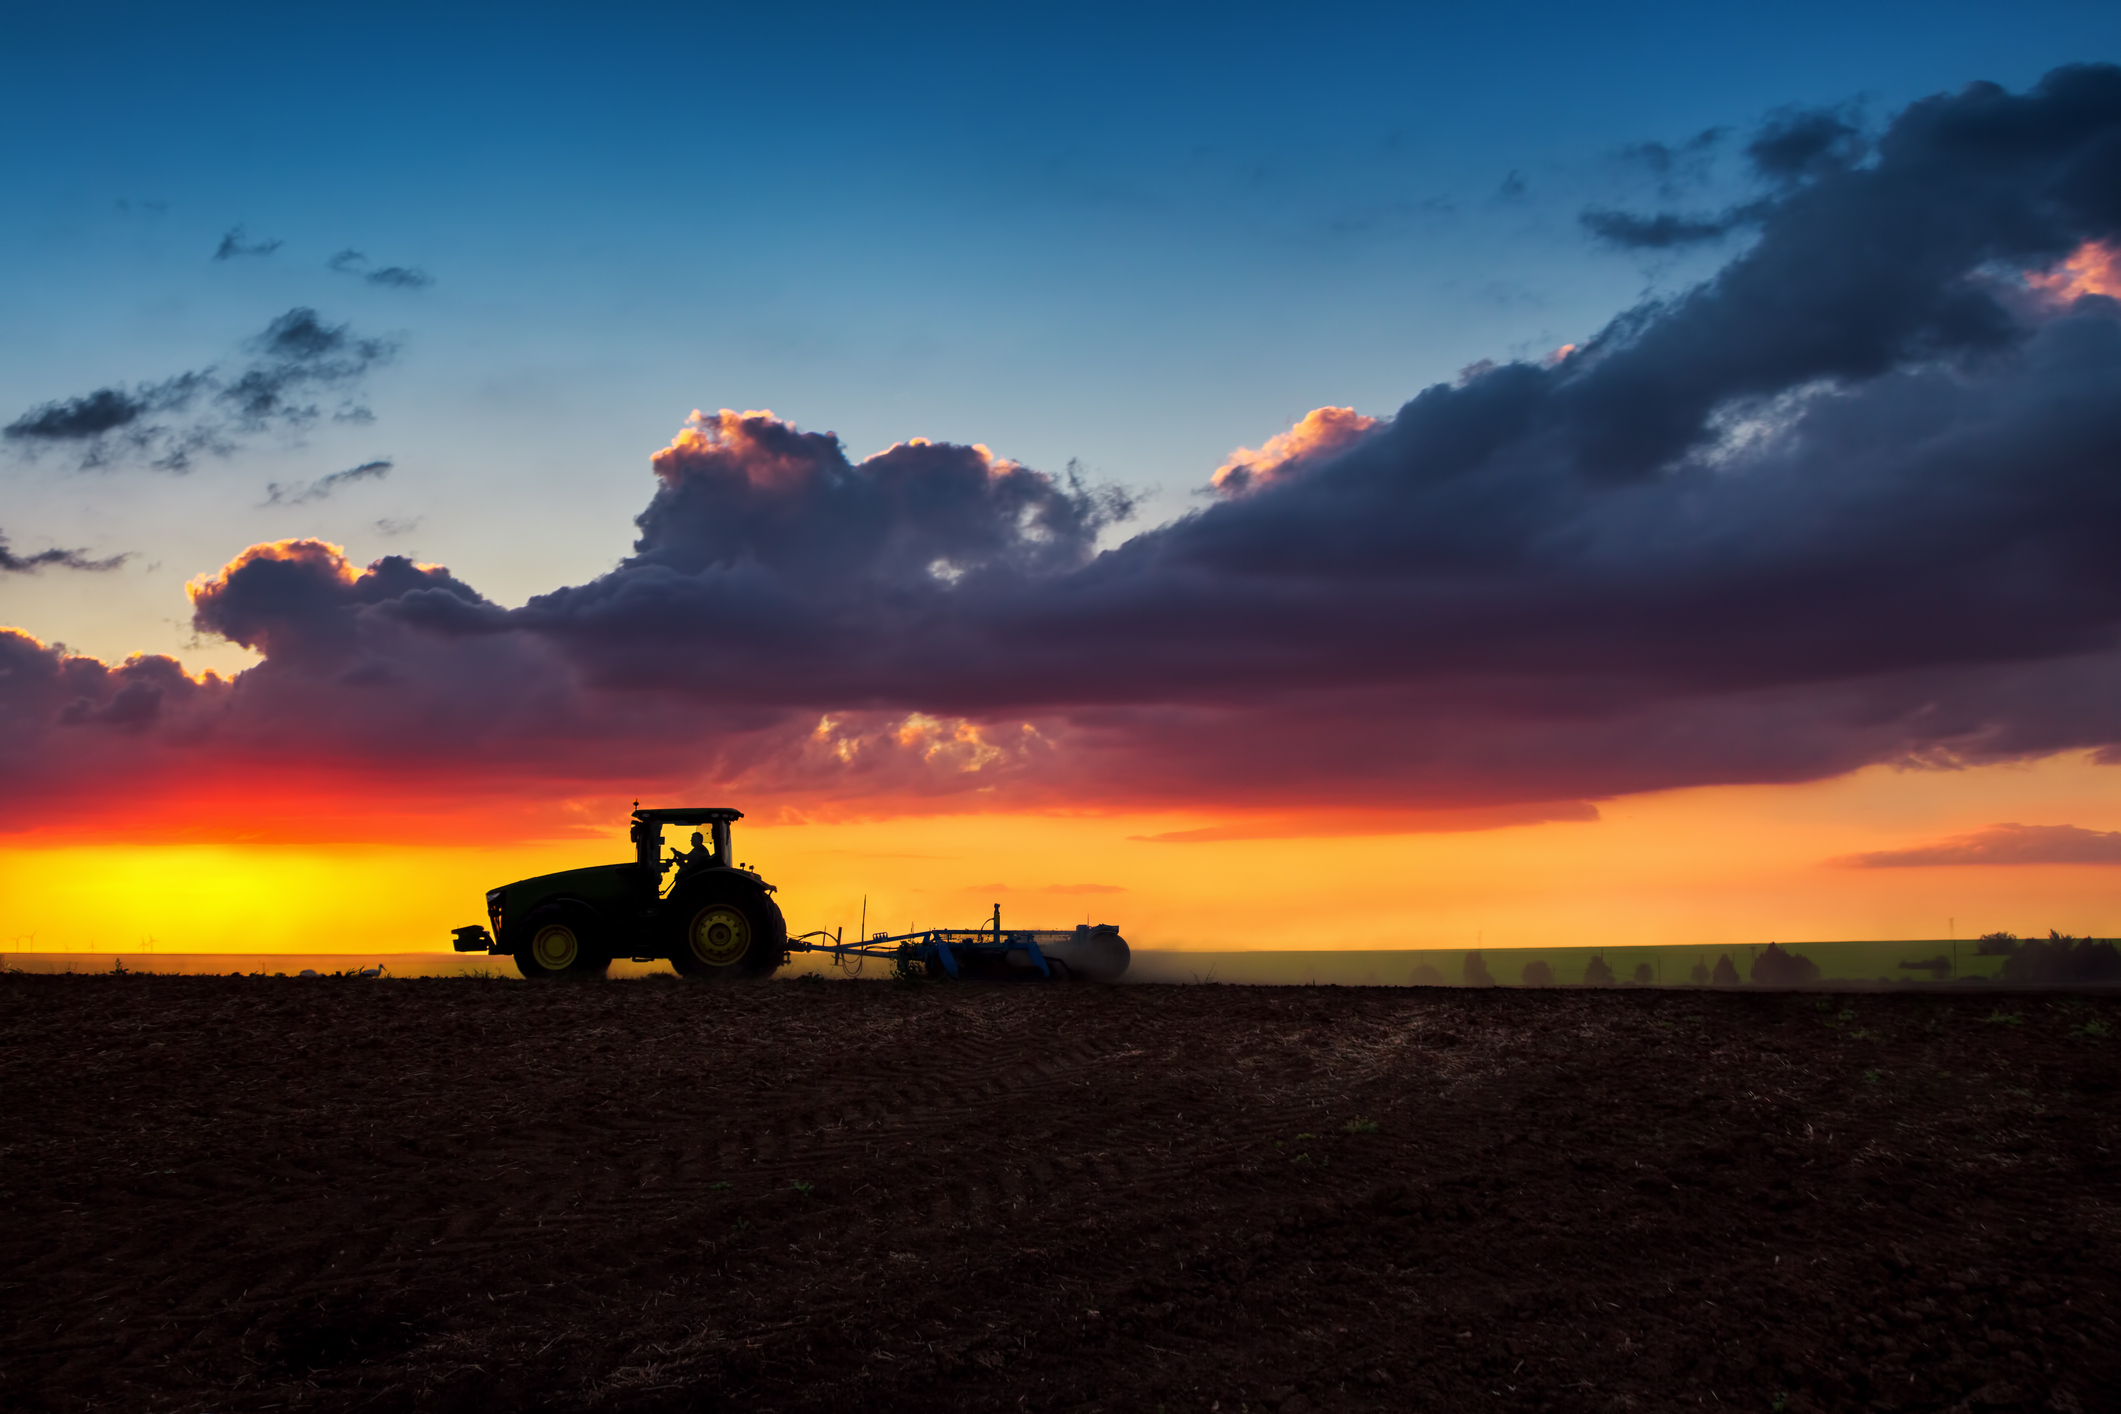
4;2;2121;956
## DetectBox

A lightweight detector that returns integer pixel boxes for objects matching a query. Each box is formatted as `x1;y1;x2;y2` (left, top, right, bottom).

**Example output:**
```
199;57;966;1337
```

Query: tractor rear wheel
510;902;613;980
666;877;785;980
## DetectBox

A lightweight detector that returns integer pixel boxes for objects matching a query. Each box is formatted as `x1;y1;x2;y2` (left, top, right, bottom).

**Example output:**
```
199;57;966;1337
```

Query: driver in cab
667;829;715;878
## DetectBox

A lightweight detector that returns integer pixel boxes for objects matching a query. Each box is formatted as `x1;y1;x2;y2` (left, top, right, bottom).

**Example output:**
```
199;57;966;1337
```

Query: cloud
1582;107;1862;251
1746;105;1866;183
1210;406;1378;494
1621;129;1726;172
3;376;210;453
2029;240;2121;303
213;226;282;260
264;458;393;506
1580;208;1744;249
0;530;125;574
365;266;433;289
1130;804;1601;843
7;65;2121;838
1617;128;1727;196
219;310;392;431
328;249;434;289
3;309;394;471
1836;823;2121;867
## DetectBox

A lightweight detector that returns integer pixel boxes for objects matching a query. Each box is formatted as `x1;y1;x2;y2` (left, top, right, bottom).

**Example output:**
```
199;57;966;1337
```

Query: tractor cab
629;806;743;894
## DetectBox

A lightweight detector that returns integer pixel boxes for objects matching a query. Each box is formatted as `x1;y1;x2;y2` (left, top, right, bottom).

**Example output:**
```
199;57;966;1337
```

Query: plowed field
2;976;2117;1413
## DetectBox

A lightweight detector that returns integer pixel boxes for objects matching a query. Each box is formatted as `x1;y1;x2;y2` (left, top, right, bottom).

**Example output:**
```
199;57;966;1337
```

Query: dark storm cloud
2;309;394;471
1838;823;2121;867
213;225;282;260
187;539;502;666
0;530;125;573
263;458;393;506
0;632;216;747
8;65;2121;829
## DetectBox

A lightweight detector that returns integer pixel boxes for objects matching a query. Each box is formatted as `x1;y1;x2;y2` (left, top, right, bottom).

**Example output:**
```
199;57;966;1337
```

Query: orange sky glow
5;752;2114;957
2029;239;2121;302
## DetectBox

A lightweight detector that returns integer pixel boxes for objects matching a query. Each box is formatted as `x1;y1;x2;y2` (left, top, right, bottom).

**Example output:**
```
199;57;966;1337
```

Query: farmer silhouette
670;830;714;876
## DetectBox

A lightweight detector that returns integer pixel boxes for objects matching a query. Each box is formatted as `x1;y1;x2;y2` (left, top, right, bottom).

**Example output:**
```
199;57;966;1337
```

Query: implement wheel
667;877;785;980
511;902;612;980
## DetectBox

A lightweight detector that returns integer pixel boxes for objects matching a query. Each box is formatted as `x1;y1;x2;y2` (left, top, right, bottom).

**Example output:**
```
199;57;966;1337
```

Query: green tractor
452;806;787;980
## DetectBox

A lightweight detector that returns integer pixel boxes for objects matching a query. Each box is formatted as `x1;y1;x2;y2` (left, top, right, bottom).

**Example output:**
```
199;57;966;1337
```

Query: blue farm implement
789;905;1130;982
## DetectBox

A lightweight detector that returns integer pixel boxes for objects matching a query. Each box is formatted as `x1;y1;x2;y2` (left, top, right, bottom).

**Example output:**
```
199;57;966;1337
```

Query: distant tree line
1687;949;1797;985
1690;954;1742;985
1980;931;2121;984
1407;933;2120;988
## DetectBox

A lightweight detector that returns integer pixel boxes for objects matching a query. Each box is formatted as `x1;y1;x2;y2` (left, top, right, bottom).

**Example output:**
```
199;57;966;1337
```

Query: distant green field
1126;940;2027;986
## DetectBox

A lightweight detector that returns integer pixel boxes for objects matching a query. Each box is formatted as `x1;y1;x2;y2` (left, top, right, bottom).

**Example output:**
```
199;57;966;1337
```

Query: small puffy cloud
328;248;434;289
1581;208;1743;249
6;386;152;439
1836;823;2121;868
1619;128;1726;184
1582;106;1862;253
213;226;282;260
3;309;394;471
4;376;211;461
265;458;392;505
0;529;125;574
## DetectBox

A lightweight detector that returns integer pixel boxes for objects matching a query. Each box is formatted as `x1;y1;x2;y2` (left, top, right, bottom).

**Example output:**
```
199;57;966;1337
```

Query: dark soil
2;976;2117;1413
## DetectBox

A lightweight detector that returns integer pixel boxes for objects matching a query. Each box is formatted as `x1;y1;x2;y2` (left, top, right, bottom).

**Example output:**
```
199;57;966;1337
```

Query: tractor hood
491;863;646;934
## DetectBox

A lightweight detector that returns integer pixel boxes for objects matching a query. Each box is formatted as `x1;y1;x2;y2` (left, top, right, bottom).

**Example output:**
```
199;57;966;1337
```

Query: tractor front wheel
510;902;613;980
667;879;785;980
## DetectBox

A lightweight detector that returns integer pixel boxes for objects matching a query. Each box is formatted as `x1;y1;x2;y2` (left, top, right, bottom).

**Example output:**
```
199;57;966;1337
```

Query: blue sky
4;0;2118;670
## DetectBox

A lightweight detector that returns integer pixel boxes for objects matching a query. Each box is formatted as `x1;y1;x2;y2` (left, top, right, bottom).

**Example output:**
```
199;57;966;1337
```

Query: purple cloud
1837;822;2121;868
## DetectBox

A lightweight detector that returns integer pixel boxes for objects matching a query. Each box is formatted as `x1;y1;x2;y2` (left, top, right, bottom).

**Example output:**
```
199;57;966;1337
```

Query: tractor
451;806;786;980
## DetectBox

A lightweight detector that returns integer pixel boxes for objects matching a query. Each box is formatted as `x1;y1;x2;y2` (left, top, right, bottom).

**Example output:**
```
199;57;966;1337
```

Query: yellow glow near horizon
3;754;2116;958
